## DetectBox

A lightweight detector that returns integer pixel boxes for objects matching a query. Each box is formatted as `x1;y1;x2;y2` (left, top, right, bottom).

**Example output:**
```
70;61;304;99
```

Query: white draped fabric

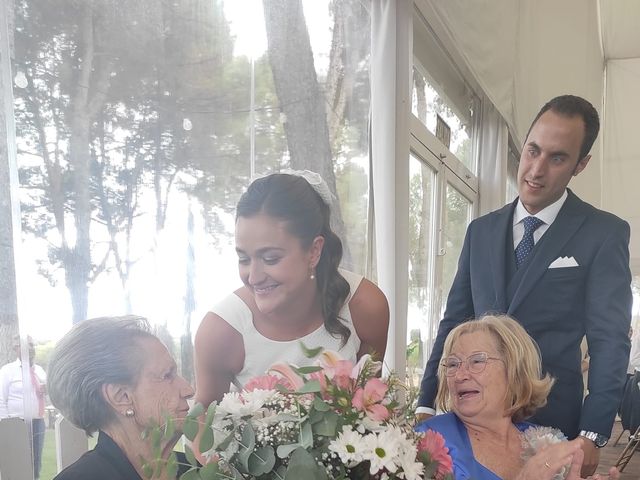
603;59;640;273
420;0;640;275
370;0;411;373
478;100;509;216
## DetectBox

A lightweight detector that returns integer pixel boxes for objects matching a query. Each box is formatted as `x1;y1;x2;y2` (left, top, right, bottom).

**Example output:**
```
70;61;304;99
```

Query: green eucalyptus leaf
141;460;154;479
299;342;324;358
241;423;256;451
216;429;235;451
164;416;175;440
309;408;325;424
199;426;214;453
185;444;198;467
179;468;201;480
294;365;324;375
204;403;217;428
312;411;339;437
166;452;178;479
296;379;321;394
182;415;199;442
276;443;301;459
151;429;162;458
188;403;205;418
237;423;256;471
300;422;313;448
312;397;331;412
248;445;276;476
284;447;327;480
199;462;222;480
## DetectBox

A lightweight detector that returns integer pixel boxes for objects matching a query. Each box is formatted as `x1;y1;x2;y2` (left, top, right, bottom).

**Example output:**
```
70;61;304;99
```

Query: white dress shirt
0;359;46;420
512;189;568;248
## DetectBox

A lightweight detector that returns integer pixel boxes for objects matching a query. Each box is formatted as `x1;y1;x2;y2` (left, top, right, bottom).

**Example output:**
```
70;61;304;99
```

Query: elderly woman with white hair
48;316;194;480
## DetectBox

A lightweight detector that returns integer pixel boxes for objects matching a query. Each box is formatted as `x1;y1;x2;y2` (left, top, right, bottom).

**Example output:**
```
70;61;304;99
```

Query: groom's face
517;110;590;214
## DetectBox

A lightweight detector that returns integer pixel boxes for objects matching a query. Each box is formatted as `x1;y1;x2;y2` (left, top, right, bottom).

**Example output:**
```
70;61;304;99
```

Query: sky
14;0;336;342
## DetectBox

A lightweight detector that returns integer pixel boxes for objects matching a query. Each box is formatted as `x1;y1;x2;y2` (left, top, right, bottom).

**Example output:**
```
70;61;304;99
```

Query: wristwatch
579;430;609;448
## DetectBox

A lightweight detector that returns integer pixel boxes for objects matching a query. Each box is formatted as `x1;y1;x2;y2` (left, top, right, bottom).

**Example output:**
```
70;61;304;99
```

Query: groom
417;95;632;476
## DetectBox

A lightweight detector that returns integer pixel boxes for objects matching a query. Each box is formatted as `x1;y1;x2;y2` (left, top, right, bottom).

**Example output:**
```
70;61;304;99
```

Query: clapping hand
564;444;620;480
516;439;620;480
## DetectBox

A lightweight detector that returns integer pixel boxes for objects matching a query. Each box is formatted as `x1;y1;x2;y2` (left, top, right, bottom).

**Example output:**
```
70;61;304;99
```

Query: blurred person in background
619;326;640;438
0;334;46;479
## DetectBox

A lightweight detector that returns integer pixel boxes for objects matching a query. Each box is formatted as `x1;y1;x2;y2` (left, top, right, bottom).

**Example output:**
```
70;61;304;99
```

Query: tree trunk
262;0;348;253
66;1;111;323
181;205;196;384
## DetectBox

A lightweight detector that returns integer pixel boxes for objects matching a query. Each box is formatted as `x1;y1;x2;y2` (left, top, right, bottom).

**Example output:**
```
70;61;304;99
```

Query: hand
517;438;584;480
584;467;620;480
564;442;617;480
579;438;600;477
415;412;433;424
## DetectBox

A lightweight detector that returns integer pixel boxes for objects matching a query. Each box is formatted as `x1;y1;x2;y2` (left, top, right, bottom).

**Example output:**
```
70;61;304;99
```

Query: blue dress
415;412;533;480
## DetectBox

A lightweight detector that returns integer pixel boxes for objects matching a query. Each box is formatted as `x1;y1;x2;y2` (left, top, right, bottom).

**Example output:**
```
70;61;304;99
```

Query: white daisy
328;426;366;466
397;447;424;480
363;427;403;474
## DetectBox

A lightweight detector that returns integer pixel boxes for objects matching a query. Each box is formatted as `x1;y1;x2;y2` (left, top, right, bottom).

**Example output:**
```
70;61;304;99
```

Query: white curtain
370;0;411;374
426;0;518;140
602;58;640;273
425;0;604;207
478;100;509;215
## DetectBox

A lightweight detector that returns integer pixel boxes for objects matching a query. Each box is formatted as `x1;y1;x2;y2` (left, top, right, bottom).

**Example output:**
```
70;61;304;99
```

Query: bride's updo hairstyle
236;173;351;345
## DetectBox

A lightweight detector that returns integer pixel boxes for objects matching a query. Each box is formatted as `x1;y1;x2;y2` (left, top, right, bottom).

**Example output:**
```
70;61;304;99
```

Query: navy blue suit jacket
418;190;632;438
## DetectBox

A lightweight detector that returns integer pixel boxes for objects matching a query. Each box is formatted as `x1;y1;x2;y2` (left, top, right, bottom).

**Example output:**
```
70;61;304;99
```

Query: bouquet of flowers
145;347;453;479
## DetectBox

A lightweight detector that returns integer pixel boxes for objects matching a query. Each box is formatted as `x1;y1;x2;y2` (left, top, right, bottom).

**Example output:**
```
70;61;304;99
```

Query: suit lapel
489;201;515;312
507;190;588;314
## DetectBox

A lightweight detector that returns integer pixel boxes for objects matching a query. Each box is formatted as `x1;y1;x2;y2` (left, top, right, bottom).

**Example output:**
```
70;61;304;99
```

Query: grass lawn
40;429;57;480
40;428;96;480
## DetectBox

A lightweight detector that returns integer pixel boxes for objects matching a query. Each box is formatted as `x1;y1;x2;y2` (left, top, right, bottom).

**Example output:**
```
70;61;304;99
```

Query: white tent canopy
423;0;640;274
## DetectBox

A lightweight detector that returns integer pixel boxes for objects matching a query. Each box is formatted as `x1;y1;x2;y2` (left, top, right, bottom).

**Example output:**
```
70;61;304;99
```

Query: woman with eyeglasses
416;315;619;480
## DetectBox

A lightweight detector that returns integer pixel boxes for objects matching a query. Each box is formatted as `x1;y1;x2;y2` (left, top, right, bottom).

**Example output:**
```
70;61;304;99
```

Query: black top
54;430;190;480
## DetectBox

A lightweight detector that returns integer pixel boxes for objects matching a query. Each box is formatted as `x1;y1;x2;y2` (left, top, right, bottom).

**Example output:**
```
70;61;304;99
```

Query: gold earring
124;408;135;418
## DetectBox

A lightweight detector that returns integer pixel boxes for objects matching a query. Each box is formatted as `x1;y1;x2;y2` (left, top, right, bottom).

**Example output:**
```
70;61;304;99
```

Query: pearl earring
124;408;135;417
310;267;315;280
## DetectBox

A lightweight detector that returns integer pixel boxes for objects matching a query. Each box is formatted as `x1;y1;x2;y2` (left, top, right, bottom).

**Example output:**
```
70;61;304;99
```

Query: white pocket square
548;256;579;268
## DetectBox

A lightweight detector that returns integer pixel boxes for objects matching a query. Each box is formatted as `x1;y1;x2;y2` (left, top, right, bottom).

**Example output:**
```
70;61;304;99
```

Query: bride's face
235;213;322;316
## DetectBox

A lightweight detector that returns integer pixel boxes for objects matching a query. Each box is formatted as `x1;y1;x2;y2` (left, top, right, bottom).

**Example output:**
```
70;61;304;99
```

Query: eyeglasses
441;352;502;377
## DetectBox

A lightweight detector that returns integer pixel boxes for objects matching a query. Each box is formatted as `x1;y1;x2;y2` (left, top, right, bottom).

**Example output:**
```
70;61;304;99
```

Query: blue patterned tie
515;216;544;268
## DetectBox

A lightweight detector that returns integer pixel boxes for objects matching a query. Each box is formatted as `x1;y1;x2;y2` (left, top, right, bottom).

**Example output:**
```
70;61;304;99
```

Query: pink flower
333;360;356;390
352;378;390;421
308;370;330;399
317;351;382;393
268;363;304;390
417;430;453;479
244;374;291;392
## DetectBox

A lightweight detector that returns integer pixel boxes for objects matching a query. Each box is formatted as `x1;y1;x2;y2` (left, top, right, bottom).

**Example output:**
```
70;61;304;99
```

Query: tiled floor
596;420;640;479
